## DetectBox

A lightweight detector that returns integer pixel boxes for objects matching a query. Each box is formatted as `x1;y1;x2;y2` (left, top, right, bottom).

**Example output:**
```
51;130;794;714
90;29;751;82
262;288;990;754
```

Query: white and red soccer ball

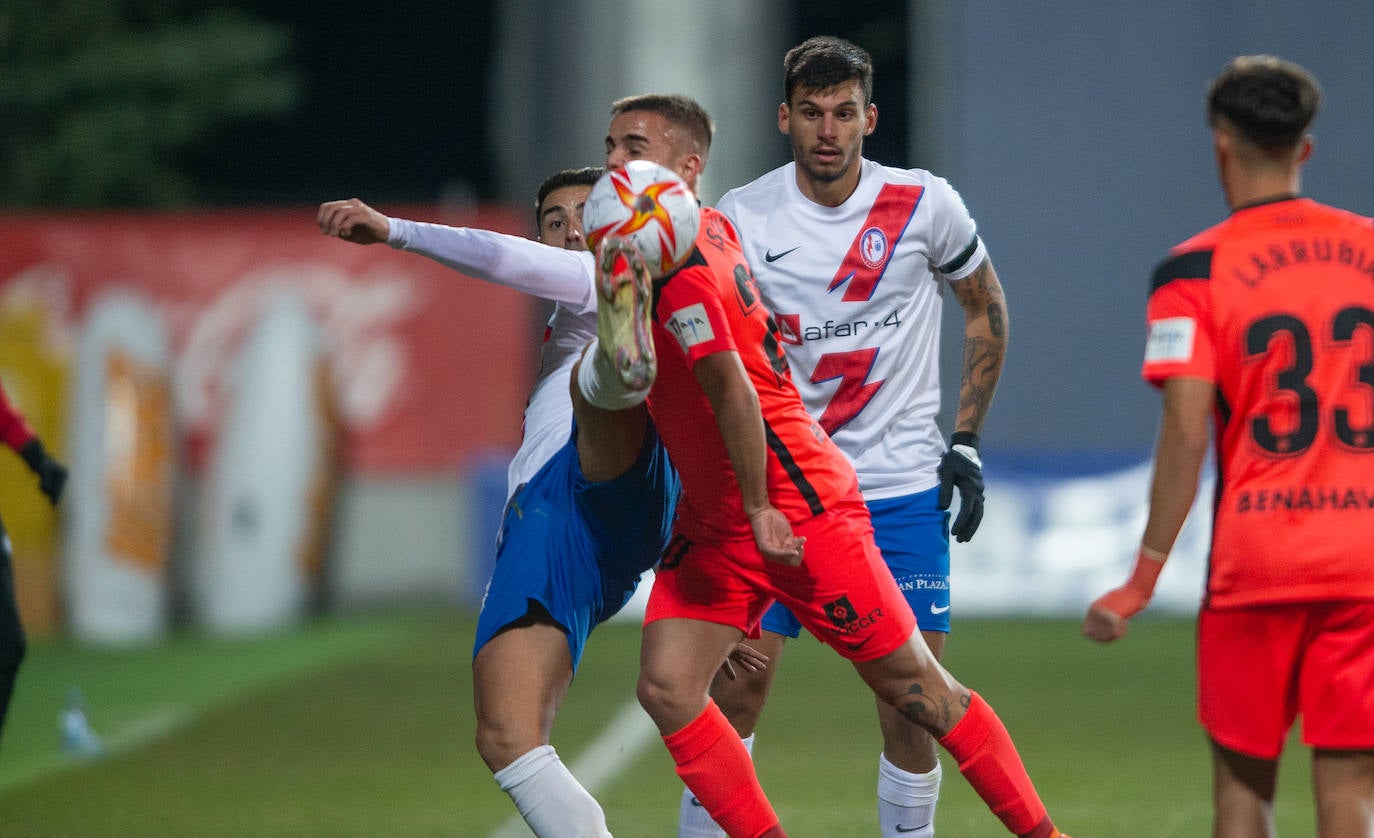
584;160;700;278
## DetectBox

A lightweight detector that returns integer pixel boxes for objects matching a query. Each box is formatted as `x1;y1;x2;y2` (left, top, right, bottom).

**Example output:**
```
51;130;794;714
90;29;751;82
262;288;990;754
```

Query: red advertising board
0;206;538;473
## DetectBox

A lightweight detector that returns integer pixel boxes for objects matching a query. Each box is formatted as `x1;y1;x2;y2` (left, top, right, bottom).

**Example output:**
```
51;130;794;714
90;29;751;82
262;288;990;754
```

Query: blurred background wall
1;0;1371;637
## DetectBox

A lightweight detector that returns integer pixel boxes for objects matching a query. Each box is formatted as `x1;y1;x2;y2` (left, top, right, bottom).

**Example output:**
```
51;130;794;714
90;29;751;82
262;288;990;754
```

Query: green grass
0;611;1319;837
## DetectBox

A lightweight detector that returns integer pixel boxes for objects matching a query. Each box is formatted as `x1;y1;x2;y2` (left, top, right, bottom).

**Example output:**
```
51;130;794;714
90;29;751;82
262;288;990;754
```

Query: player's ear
865;103;878;136
1297;134;1314;165
777;102;789;135
678;152;704;188
1212;127;1231;167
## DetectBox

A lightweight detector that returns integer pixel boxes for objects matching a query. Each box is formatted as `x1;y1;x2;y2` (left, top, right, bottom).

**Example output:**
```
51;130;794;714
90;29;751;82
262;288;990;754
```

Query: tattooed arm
946;257;1009;436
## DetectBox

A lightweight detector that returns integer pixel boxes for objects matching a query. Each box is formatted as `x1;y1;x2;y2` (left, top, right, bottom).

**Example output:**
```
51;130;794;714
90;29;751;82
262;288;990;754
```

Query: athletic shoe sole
595;236;656;391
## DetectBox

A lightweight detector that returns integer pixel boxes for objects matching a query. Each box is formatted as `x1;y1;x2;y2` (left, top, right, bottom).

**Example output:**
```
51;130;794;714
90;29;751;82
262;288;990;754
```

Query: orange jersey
648;208;859;541
1143;197;1374;607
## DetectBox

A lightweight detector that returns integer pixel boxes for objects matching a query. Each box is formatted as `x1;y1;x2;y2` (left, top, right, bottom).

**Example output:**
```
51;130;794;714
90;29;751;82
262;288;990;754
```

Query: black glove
936;431;984;543
19;438;68;507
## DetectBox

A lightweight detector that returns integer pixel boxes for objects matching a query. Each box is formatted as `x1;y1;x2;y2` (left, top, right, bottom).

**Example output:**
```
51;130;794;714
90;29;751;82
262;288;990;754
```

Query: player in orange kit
1085;55;1374;837
580;160;1066;836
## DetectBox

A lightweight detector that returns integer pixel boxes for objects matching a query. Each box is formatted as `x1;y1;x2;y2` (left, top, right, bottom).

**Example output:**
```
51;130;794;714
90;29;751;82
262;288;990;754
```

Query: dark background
188;0;910;205
25;0;1371;456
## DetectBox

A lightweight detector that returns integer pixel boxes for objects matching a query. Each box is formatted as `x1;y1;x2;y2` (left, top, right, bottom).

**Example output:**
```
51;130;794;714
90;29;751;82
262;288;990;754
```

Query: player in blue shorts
759;489;952;639
472;415;677;671
320;95;761;837
321;167;679;836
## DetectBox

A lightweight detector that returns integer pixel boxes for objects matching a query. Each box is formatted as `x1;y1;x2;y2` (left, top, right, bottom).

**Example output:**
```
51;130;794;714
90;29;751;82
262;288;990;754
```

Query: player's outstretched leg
595;236;655;391
571;234;657;480
576;237;656;414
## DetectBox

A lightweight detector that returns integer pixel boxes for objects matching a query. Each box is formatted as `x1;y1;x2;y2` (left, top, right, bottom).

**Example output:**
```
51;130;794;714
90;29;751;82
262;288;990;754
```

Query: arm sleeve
1142;251;1216;387
387;218;597;315
0;381;36;452
656;265;738;368
926;175;986;279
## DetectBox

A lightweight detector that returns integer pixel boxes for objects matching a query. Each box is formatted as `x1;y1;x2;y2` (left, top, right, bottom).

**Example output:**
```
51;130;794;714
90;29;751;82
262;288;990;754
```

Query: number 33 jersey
716;159;987;501
1143;197;1374;607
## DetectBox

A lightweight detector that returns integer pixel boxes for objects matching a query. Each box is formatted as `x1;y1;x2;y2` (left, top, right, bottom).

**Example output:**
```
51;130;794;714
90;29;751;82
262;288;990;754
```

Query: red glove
1083;546;1166;642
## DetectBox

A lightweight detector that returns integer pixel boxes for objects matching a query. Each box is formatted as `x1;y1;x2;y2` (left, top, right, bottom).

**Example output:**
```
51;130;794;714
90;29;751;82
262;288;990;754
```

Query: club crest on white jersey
860;227;889;269
716;159;987;500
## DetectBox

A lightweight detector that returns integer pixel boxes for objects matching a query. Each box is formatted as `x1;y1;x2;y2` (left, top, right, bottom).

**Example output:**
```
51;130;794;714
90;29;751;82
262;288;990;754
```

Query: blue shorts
760;486;951;637
473;423;679;670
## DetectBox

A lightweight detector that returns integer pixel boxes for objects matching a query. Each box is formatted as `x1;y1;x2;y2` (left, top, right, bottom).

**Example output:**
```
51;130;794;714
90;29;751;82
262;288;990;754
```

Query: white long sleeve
387;217;597;315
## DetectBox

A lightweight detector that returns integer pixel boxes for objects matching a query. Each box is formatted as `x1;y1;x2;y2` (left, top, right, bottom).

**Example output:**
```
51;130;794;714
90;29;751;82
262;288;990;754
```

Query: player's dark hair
534;166;602;229
610;94;714;156
783;36;874;107
1207;55;1321;154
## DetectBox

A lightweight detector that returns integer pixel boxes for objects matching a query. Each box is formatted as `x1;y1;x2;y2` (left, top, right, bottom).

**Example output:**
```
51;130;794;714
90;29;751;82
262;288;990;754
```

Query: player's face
538;184;591;251
780;80;876;203
604;110;700;192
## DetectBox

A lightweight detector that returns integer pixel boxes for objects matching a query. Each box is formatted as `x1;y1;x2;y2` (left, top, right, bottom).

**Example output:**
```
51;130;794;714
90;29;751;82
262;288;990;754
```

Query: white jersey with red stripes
716;158;986;499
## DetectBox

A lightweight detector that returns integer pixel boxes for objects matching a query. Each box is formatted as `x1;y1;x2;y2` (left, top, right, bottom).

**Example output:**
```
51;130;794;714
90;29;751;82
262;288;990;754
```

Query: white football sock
676;733;755;838
493;745;611;838
877;753;941;838
577;340;649;411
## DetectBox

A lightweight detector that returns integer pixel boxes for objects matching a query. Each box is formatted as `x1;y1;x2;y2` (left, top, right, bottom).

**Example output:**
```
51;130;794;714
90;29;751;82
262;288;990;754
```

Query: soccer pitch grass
0;609;1318;837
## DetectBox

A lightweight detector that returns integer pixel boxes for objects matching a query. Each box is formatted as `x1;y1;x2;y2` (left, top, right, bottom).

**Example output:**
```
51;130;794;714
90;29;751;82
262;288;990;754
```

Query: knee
474;715;529;774
635;672;670;720
636;670;698;730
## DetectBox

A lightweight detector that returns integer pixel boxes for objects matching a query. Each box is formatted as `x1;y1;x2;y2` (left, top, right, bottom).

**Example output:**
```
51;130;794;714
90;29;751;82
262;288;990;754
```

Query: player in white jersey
318;167;684;837
318;96;773;836
684;37;1010;838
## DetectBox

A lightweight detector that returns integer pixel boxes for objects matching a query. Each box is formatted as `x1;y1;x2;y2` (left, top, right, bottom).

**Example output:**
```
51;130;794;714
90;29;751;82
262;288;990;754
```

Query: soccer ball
583;160;700;278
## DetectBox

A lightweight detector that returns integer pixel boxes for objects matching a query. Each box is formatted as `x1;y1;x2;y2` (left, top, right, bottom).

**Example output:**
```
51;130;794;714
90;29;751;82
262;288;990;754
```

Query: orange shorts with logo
1197;601;1374;759
645;496;917;662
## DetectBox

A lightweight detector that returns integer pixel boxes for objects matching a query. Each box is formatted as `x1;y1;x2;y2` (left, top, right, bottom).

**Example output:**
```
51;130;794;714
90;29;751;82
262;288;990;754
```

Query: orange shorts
645;496;917;661
1197;601;1374;759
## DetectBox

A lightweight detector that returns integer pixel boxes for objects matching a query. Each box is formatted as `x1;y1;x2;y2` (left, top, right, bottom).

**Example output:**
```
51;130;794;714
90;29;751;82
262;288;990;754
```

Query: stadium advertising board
0;207;536;474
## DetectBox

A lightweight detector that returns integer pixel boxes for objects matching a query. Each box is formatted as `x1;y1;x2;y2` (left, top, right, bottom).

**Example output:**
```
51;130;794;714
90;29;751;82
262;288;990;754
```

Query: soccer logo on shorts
823;595;860;628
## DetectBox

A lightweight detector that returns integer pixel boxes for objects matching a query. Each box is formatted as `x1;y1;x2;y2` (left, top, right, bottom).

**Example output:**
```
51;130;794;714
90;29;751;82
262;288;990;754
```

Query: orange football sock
938;691;1055;837
662;700;783;838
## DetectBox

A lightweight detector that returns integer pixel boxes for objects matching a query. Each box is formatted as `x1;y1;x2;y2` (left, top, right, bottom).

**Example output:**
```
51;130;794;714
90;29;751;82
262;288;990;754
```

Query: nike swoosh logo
689;797;704;807
895;822;931;833
764;246;800;262
844;635;874;652
930;603;950;615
